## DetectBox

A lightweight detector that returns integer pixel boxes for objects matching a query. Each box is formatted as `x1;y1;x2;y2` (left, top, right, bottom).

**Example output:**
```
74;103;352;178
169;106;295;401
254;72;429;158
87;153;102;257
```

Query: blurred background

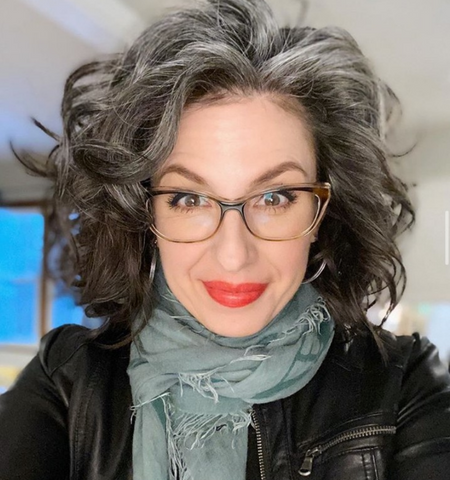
1;0;449;392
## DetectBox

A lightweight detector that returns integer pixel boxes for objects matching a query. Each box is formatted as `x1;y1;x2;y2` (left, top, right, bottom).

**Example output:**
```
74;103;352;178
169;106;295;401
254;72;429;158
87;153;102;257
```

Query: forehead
157;95;316;194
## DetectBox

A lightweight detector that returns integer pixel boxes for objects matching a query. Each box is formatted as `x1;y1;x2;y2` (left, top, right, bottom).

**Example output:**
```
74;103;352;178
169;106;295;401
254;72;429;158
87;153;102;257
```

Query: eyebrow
157;161;310;190
249;161;310;188
157;165;209;186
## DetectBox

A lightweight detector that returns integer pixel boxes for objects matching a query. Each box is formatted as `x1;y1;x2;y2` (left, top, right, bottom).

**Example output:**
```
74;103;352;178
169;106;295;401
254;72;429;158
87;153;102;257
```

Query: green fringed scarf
127;271;335;480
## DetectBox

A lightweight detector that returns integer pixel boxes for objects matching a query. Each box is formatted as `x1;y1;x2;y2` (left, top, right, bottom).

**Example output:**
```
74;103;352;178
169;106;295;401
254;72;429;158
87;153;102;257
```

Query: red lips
202;281;268;308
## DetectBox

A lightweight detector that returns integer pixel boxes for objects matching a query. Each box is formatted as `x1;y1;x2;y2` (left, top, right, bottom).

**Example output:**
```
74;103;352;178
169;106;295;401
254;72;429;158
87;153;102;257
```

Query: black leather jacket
1;324;450;480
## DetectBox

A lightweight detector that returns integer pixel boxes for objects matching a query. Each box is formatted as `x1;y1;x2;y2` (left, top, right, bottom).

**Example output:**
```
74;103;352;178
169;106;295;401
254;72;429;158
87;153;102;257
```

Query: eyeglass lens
151;189;320;242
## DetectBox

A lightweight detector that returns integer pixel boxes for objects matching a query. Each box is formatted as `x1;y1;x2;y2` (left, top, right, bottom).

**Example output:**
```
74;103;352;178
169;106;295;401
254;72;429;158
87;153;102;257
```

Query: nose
211;209;256;273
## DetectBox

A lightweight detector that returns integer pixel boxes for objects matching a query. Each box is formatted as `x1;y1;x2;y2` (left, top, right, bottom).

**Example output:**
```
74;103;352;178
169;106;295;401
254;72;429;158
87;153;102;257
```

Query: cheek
157;242;203;282
268;238;312;280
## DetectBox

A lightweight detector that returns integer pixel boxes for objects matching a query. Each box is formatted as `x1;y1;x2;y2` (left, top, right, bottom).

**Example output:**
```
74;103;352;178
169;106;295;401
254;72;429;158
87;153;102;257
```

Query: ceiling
0;0;449;164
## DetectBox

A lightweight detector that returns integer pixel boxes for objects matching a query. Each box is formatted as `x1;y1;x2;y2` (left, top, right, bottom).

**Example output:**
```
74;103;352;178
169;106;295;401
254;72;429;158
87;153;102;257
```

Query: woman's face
156;95;317;337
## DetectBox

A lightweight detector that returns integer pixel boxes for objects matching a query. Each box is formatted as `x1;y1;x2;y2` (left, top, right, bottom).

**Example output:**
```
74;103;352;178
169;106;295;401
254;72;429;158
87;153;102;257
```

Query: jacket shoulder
329;328;442;372
386;332;450;477
378;329;449;378
0;325;87;479
38;324;94;377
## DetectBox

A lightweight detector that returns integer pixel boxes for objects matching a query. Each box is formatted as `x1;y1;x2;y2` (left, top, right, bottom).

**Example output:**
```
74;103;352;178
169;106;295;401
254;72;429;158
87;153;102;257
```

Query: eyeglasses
148;183;331;243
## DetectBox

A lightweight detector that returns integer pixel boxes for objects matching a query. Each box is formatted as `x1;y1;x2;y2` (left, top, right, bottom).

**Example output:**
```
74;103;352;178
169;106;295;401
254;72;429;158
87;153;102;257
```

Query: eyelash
165;193;209;212
165;190;299;211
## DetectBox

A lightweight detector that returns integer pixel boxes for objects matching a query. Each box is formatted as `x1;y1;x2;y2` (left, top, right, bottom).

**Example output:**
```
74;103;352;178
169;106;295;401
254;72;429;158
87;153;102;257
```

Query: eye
169;193;210;208
256;190;296;208
262;192;283;206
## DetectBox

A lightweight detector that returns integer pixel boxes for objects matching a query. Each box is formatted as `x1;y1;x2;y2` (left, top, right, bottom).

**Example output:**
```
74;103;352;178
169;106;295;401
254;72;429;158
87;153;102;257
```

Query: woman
1;0;450;479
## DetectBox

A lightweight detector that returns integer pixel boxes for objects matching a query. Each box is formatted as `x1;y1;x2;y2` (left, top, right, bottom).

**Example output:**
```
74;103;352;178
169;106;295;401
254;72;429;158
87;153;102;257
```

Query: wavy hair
20;0;414;349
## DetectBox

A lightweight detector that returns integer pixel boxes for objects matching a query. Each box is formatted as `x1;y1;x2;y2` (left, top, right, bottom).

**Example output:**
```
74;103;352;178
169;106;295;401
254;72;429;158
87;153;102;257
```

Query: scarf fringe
160;395;251;480
268;297;330;345
178;371;222;402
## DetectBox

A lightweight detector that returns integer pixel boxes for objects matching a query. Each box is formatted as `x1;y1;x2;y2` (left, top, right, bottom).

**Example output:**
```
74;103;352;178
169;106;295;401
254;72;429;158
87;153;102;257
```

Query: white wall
0;160;50;203
396;124;450;304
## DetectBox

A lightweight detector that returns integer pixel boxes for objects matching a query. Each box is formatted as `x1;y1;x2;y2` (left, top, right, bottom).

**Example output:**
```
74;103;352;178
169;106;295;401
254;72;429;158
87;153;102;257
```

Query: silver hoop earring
302;259;326;284
149;250;158;284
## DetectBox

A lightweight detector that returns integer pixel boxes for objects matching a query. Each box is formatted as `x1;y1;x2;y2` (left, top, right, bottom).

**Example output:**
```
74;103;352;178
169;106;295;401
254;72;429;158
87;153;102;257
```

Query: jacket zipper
298;425;396;477
251;408;267;480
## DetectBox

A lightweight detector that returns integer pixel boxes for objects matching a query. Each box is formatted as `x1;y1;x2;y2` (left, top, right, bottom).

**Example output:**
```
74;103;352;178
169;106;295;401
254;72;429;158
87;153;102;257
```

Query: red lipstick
202;281;268;308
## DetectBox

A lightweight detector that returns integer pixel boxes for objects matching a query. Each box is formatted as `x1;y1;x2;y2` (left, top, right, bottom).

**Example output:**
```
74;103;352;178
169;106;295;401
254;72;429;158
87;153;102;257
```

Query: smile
202;281;268;308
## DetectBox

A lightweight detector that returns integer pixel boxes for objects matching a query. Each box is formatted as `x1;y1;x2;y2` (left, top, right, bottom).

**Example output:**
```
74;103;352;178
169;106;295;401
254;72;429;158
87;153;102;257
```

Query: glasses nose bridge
217;200;248;227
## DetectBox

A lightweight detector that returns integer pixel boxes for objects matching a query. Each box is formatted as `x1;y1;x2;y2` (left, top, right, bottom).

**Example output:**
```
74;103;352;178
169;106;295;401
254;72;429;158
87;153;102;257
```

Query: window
0;207;44;344
0;204;85;392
